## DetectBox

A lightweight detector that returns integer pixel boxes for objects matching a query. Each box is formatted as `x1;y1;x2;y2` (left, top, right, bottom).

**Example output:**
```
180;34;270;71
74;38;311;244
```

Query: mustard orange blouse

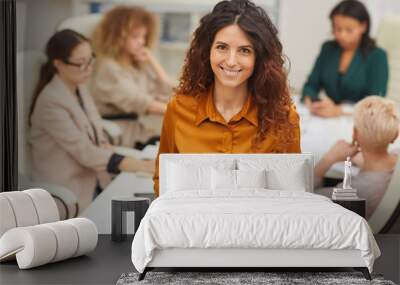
153;90;301;195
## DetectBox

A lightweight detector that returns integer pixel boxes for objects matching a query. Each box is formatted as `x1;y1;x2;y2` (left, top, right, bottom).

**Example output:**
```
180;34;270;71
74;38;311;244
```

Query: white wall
15;0;400;89
16;0;73;52
16;0;74;177
366;0;400;35
279;0;341;93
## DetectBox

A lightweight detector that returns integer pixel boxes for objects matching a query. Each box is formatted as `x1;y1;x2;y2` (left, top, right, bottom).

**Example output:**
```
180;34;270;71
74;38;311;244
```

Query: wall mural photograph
1;0;400;284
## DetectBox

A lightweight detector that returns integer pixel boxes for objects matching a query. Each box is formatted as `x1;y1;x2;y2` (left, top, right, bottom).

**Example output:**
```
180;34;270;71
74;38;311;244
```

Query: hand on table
309;95;343;118
119;157;155;174
139;159;156;174
147;100;167;115
303;96;313;110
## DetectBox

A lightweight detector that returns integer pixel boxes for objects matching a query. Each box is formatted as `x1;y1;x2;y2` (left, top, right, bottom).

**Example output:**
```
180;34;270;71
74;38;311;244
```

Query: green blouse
301;40;389;103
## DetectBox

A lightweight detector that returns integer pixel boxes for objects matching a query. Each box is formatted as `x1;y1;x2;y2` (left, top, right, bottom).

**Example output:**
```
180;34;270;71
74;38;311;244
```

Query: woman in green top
302;0;388;118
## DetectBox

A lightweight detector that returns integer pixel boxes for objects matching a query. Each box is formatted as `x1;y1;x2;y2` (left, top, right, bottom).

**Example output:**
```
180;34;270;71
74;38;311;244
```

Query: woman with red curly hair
91;6;174;148
153;0;301;196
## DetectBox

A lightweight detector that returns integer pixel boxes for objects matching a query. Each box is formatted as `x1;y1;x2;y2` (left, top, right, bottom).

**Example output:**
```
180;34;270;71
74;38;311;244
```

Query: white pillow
211;168;236;190
166;159;236;192
238;159;308;191
266;166;306;191
237;169;267;188
211;169;268;190
167;162;211;191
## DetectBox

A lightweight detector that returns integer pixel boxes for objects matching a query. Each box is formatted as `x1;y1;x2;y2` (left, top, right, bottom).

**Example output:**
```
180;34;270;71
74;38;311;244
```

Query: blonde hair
92;6;157;63
354;96;400;148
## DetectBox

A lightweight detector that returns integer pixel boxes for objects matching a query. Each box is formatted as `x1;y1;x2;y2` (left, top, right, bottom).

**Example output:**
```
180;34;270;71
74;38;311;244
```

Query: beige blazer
90;57;172;147
30;75;113;212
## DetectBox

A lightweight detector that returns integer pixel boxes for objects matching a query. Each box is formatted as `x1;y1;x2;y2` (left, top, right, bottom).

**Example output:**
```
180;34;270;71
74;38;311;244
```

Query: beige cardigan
30;75;113;211
90;57;172;147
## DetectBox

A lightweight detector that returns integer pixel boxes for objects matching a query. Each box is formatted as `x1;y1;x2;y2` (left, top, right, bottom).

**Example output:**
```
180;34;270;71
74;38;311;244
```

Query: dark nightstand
332;198;366;218
111;196;150;242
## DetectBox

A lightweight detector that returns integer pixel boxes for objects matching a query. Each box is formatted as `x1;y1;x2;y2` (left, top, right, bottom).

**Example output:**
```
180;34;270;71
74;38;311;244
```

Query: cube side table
111;196;150;242
332;198;366;218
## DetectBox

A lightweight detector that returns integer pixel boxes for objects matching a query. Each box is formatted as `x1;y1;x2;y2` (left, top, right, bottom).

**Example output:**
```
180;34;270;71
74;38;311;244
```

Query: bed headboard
159;153;314;196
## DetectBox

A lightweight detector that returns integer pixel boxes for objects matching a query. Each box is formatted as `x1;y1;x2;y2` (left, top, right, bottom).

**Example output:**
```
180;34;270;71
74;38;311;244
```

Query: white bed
131;154;380;281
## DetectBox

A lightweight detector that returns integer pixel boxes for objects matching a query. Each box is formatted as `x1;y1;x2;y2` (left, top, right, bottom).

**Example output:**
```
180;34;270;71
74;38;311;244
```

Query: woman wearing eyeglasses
29;29;155;218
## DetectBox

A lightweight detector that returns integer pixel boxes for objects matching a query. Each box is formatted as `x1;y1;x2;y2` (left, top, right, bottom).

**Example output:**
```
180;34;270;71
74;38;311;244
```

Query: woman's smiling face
210;24;256;89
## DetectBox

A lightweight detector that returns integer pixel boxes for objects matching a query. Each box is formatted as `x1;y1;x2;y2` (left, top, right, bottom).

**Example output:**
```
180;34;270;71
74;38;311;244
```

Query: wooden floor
0;235;399;285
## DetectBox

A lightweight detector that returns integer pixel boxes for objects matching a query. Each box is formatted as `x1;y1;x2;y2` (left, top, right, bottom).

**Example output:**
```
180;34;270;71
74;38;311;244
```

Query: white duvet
131;190;380;273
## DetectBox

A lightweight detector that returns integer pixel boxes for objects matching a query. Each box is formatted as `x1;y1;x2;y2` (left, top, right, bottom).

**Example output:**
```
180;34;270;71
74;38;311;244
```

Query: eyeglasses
63;54;96;72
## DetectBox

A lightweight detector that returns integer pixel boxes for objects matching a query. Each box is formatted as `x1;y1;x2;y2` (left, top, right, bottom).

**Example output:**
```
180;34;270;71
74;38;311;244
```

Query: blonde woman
315;96;399;219
91;6;174;147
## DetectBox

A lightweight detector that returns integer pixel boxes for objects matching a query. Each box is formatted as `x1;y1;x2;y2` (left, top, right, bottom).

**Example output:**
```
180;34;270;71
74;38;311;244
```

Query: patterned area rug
116;271;396;285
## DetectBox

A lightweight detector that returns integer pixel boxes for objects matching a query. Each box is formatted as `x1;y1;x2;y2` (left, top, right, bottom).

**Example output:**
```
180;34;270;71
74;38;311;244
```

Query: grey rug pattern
116;271;396;285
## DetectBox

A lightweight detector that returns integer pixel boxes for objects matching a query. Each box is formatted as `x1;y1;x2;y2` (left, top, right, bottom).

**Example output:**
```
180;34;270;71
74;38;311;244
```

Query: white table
81;147;155;234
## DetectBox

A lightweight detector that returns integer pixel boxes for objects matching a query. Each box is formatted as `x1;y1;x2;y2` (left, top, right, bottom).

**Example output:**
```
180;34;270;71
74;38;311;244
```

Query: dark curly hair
176;0;295;146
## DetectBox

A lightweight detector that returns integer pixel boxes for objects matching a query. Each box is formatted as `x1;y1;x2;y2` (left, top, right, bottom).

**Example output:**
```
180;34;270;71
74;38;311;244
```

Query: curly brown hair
92;6;157;65
177;0;295;146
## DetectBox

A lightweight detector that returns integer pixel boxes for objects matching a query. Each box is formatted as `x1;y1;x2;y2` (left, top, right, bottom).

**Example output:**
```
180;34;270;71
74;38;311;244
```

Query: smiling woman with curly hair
153;0;301;196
